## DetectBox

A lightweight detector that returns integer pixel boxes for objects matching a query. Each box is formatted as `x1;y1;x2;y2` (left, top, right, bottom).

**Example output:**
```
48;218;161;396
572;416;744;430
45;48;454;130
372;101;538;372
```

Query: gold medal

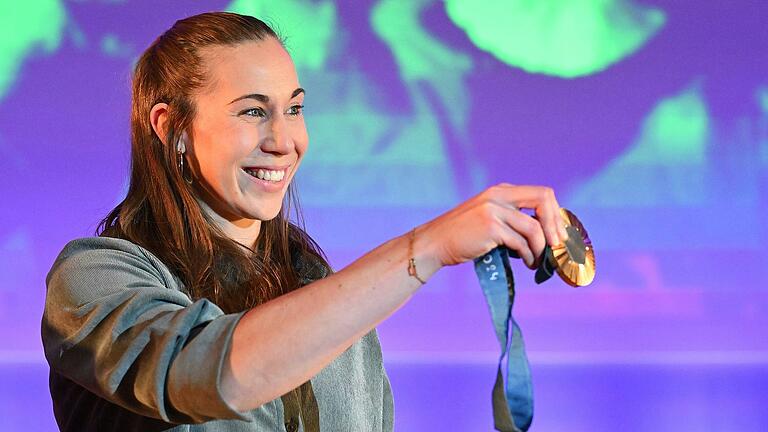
535;208;595;287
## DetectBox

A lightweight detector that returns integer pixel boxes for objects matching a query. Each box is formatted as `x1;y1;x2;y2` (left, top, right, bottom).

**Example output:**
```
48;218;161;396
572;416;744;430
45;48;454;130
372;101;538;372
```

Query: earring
176;139;193;184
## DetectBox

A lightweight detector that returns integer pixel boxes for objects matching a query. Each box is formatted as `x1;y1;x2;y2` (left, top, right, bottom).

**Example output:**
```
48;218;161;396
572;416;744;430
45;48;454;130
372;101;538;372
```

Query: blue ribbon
474;247;533;431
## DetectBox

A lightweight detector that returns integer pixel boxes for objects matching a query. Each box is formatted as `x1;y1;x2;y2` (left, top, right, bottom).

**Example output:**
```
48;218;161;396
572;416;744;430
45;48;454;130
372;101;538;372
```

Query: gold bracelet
407;228;426;284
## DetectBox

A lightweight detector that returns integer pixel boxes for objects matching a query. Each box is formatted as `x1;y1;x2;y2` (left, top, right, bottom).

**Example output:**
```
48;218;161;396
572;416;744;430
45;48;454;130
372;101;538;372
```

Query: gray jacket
42;237;394;431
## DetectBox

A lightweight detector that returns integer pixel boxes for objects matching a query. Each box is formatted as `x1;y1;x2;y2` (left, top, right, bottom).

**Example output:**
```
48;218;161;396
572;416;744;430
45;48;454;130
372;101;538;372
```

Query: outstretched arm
222;184;568;410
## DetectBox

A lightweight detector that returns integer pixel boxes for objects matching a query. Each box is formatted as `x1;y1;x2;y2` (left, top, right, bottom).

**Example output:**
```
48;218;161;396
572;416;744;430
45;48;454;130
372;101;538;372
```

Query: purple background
1;1;767;430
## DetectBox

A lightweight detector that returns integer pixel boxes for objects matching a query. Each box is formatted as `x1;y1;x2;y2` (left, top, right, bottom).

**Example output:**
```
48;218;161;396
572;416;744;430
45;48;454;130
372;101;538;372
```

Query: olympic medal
545;208;595;287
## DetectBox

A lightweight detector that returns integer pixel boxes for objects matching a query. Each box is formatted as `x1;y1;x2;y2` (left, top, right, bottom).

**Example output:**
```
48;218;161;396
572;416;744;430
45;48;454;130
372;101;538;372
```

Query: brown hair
98;12;330;313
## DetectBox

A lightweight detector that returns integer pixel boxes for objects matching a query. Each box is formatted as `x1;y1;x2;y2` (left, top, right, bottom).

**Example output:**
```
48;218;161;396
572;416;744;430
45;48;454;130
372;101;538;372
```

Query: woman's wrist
406;225;442;284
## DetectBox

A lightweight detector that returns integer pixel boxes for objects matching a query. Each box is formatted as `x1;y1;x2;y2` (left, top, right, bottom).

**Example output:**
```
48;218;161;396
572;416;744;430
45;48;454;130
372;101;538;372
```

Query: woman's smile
241;163;292;192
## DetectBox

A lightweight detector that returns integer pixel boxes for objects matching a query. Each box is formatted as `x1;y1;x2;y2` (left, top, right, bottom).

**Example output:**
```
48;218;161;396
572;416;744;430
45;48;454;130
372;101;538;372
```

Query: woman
42;11;568;432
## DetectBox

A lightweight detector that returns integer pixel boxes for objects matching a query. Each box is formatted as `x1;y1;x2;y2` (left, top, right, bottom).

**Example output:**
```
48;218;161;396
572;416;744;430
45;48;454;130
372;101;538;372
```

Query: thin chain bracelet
407;228;426;284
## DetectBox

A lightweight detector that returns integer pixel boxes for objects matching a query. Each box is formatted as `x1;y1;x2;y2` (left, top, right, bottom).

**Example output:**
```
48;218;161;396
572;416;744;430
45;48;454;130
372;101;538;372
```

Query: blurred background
1;0;767;430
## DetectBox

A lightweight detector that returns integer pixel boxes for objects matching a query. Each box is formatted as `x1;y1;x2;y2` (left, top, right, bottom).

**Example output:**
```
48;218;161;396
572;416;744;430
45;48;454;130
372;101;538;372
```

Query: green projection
371;0;473;134
227;0;338;71
759;86;768;164
0;0;66;101
568;82;710;207
100;33;133;58
444;0;665;78
757;85;768;115
623;83;709;165
370;0;485;192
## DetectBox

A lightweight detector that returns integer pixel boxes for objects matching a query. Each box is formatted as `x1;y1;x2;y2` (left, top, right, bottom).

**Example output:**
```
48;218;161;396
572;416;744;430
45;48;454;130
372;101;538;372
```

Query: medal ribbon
474;247;533;432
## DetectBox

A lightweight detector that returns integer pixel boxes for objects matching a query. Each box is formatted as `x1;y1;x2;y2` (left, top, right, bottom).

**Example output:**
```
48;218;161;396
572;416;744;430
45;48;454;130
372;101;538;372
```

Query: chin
242;204;282;221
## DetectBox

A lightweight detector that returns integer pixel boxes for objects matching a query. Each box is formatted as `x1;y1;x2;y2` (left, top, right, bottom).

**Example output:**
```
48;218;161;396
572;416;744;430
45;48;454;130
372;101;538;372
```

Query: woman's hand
418;183;569;270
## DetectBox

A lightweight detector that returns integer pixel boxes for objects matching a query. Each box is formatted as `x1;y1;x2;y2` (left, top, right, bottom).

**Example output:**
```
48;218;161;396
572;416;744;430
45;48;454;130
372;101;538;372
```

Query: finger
535;193;560;248
548;192;568;243
498;209;546;269
497;224;535;268
492;184;553;209
491;184;561;247
548;200;564;246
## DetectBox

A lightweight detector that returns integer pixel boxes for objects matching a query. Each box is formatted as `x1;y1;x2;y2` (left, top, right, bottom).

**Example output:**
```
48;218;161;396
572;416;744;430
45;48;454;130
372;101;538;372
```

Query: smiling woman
41;10;569;432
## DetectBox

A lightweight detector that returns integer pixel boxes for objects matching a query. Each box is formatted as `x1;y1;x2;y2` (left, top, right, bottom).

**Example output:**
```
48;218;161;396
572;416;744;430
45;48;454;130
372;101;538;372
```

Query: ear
149;103;170;145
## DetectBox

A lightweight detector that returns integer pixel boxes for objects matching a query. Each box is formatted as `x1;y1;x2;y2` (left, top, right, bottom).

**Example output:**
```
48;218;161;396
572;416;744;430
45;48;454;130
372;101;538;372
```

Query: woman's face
187;38;307;224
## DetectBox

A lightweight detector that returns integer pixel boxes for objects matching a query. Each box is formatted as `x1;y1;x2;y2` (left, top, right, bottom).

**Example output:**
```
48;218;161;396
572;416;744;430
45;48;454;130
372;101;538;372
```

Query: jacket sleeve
41;237;250;424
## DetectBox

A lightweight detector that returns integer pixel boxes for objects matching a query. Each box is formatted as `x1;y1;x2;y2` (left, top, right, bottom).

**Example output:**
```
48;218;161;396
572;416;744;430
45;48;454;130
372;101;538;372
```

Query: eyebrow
228;87;305;105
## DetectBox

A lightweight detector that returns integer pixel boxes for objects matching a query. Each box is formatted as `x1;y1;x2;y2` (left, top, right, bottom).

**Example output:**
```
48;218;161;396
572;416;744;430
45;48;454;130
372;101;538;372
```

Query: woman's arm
222;184;569;410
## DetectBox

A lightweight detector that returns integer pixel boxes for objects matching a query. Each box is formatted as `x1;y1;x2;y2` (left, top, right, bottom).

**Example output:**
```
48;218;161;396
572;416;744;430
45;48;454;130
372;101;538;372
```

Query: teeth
245;168;285;182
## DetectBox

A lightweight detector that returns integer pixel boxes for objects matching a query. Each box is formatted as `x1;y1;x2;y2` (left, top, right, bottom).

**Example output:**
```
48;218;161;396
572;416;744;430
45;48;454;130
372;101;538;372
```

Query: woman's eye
287;104;305;116
240;107;267;118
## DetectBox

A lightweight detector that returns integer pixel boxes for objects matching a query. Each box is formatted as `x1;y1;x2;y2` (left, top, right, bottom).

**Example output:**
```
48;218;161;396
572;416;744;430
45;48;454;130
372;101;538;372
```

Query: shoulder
56;237;162;262
46;236;187;305
51;237;148;265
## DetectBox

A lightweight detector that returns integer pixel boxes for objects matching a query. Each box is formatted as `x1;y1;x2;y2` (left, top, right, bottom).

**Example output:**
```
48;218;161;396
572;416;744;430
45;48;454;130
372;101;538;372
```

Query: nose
261;114;293;155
